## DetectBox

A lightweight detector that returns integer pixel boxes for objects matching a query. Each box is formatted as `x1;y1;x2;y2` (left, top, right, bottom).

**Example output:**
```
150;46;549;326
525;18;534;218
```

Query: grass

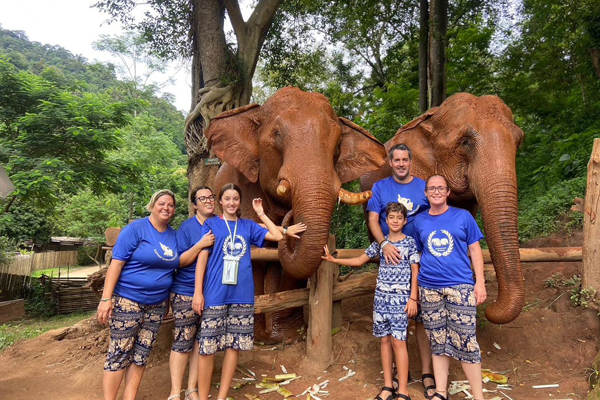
0;311;95;353
31;265;94;278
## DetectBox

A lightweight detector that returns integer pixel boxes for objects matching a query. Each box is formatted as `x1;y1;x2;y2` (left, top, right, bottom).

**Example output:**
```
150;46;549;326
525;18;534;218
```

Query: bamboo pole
251;246;583;263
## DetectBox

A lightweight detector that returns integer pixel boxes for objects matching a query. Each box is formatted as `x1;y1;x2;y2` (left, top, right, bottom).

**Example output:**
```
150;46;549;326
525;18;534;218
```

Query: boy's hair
385;202;408;218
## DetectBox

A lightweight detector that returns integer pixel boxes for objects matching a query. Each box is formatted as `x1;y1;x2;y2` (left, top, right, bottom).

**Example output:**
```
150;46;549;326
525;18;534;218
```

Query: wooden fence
7;250;78;276
50;277;98;314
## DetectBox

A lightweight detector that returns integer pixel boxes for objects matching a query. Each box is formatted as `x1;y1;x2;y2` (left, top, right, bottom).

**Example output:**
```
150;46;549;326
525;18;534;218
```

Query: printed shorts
104;295;167;371
198;304;254;355
373;291;410;340
170;292;201;353
419;284;481;364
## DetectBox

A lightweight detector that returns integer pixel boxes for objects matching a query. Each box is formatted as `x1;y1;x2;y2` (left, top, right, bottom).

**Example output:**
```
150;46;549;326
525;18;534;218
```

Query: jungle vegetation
0;0;599;252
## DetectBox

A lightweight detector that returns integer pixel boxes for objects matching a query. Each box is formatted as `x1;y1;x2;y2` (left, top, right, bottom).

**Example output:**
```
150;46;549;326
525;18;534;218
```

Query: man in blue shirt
366;144;435;399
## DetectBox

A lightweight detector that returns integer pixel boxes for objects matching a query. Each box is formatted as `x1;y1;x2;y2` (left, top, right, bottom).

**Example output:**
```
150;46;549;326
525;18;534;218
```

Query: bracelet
380;240;390;248
257;212;265;217
409;297;418;302
283;227;288;235
100;298;111;302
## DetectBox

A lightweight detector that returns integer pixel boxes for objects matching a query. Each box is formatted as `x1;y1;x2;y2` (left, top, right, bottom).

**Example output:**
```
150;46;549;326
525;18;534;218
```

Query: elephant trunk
278;179;338;280
471;170;525;324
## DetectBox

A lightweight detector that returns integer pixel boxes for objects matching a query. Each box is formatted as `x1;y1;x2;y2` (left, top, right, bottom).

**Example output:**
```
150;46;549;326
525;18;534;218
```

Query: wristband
257;212;265;217
409;297;418;302
381;240;390;248
100;298;111;302
283;227;288;235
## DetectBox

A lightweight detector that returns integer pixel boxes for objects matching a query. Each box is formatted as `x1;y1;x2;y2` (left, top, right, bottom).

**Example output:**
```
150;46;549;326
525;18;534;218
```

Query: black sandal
432;392;449;400
422;373;436;400
391;365;412;391
375;386;396;400
395;394;412;400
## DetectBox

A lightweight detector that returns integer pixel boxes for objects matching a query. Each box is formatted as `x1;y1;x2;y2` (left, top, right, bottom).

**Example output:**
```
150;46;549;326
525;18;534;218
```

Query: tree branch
247;0;283;30
223;0;247;40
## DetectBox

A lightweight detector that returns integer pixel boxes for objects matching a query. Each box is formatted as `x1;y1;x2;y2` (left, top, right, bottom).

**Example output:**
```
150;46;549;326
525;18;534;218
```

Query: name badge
222;254;240;285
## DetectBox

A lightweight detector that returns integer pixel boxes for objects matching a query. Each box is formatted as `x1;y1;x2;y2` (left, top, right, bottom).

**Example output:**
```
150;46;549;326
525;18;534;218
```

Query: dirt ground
1;229;597;400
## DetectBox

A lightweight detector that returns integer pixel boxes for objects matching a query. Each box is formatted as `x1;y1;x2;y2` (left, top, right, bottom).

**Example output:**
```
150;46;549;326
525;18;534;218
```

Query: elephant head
204;87;387;280
362;93;525;324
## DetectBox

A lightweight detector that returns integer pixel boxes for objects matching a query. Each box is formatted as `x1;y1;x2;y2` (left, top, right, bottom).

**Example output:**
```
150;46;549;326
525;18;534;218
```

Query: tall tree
94;0;283;193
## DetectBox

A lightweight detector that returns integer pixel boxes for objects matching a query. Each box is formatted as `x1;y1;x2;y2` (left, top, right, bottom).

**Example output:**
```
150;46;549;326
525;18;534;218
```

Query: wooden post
583;139;600;294
307;235;336;366
330;237;343;329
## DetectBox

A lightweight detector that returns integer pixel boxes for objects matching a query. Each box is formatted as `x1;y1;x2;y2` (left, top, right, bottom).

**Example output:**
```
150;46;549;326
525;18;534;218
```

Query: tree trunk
185;0;281;198
591;48;600;80
429;0;447;107
419;0;429;112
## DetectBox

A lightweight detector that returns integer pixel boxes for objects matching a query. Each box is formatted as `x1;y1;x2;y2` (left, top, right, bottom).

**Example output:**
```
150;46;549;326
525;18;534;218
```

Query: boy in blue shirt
323;202;419;400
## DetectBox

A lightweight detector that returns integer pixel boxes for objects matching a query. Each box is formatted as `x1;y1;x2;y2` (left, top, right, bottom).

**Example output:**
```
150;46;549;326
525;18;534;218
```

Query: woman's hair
146;189;176;212
425;174;449;187
218;183;243;217
385;202;408;219
190;185;213;203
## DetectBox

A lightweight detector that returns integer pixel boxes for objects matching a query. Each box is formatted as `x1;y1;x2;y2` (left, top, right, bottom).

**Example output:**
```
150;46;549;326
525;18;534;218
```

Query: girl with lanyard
192;183;289;400
412;175;487;400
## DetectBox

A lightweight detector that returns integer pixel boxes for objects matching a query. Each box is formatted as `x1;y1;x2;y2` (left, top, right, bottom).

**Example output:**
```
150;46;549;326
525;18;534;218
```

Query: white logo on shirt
427;230;454;257
154;242;177;262
222;235;247;258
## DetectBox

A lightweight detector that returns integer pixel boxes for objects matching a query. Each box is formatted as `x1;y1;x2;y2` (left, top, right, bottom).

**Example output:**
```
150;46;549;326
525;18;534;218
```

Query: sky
0;0;192;112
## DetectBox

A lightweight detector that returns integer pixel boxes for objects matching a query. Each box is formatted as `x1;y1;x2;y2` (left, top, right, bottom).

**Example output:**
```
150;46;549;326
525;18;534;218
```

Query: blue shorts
373;291;409;340
198;304;254;355
104;295;167;371
419;285;481;363
170;292;201;353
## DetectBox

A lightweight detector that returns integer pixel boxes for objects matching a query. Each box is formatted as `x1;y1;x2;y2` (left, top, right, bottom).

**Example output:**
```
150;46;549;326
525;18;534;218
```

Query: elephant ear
335;117;388;183
204;104;261;183
392;106;438;140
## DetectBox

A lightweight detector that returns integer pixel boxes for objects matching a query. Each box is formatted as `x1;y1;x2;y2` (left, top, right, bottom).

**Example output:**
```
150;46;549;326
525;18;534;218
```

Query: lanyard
223;217;238;257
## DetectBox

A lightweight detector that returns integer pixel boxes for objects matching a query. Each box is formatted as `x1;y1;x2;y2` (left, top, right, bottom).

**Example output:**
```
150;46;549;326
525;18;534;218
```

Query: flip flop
184;388;199;400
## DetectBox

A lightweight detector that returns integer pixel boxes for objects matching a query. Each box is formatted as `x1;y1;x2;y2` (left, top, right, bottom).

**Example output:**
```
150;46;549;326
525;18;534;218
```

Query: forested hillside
0;27;188;245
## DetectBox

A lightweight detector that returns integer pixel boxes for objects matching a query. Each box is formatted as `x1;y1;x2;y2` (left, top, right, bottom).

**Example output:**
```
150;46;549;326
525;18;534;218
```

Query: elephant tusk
277;180;291;196
338;188;372;205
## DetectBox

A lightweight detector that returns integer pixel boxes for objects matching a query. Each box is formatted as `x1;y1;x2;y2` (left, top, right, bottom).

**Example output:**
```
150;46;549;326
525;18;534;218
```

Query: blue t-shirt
113;217;179;305
367;176;429;237
200;216;268;307
172;216;212;296
365;236;420;295
413;207;484;289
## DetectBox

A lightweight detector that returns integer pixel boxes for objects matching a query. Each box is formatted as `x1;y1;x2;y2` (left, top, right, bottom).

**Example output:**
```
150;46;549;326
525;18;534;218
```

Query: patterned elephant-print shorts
170;292;201;353
419;284;481;364
198;304;254;355
104;295;167;371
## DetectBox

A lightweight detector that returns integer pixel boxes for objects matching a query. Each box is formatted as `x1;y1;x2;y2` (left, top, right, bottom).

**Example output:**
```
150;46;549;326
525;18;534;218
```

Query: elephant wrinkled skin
204;87;387;340
361;93;525;325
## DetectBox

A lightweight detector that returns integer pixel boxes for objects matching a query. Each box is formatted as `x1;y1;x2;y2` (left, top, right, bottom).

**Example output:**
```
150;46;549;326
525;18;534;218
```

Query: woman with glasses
412;175;487;400
167;186;216;400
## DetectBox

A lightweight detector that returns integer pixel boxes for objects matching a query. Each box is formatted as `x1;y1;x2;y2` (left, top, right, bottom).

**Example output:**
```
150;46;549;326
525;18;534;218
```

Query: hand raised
252;198;264;215
286;222;307;238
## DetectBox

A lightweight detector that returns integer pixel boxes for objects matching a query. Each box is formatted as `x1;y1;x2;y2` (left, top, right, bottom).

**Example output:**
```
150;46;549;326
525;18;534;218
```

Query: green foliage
544;273;565;289
24;277;56;317
518;177;586;242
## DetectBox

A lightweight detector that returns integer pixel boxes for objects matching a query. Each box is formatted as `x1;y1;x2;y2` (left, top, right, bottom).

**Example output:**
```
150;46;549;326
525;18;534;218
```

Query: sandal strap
422;373;436;380
433;393;448;400
167;395;181;400
395;394;412;400
185;388;198;395
375;386;396;400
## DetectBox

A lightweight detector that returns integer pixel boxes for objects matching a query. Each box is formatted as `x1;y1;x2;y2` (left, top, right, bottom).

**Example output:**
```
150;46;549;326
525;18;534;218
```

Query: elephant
361;93;525;325
204;87;388;341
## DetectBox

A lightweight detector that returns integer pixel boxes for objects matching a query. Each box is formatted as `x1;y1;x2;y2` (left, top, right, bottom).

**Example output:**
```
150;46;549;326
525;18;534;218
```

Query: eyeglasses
426;186;449;194
195;195;215;203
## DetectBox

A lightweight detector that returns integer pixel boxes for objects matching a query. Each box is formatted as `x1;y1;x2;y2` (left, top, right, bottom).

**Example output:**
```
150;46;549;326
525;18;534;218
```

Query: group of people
324;144;486;400
97;183;305;400
96;143;487;400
